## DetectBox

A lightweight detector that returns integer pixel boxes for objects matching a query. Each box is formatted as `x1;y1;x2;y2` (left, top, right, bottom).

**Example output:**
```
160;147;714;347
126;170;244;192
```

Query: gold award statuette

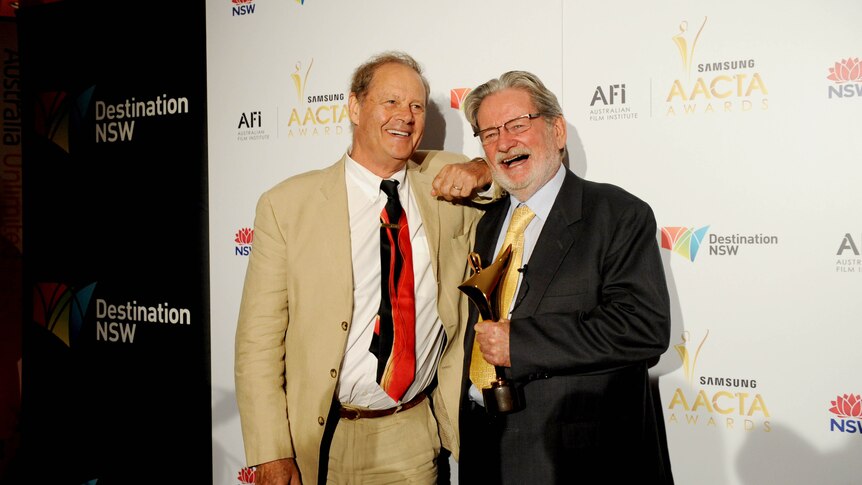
458;245;524;415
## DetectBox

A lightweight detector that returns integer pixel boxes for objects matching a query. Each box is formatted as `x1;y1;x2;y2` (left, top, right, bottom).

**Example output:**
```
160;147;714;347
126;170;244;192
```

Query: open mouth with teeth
387;129;411;137
502;154;529;166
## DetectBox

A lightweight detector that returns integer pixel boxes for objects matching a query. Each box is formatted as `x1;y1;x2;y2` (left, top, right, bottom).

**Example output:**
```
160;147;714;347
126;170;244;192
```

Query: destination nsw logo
450;88;471;110
287;58;348;137
33;283;194;346
33;282;97;347
666;16;768;116
661;225;778;260
38;85;191;145
667;330;771;432
93;90;190;143
34;86;95;153
828;393;862;434
94;297;192;344
661;226;710;261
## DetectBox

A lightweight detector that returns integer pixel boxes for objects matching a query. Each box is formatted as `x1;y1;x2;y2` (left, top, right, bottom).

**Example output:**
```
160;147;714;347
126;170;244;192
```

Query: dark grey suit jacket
460;168;673;484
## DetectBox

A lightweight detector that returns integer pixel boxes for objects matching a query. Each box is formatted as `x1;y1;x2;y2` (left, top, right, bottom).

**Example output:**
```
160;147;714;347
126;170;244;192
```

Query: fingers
474;320;511;367
431;168;465;200
430;158;489;200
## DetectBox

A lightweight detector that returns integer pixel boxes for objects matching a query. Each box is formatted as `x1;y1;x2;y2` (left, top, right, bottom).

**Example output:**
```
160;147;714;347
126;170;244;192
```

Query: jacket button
341;321;348;331
318;416;325;425
330;369;337;378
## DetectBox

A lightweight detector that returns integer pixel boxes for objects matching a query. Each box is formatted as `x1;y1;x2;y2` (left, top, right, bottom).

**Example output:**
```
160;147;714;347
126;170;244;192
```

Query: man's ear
348;92;361;126
553;116;567;151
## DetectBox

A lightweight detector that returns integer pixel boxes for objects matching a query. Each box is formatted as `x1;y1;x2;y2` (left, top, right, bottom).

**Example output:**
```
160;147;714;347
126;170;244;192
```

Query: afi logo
590;84;626;106
238;111;261;129
837;233;860;255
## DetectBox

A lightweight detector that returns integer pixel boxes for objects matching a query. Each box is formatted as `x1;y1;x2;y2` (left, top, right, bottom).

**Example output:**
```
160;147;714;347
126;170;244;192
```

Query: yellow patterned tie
469;205;535;389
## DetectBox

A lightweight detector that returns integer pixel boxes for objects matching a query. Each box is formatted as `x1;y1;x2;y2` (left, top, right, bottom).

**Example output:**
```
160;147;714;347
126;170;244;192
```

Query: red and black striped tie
370;179;416;401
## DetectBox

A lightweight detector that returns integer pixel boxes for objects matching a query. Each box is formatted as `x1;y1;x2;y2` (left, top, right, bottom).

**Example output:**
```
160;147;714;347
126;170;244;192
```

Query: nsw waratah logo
34;86;95;153
826;57;862;99
828;393;862;434
830;393;861;418
661;226;710;262
827;58;862;83
231;0;255;16
235;227;254;256
33;282;97;347
237;467;255;484
450;88;472;110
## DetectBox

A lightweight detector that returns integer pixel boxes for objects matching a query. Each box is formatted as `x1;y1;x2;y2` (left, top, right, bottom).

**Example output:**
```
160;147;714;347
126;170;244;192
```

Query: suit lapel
513;170;583;318
407;159;440;278
475;198;510;266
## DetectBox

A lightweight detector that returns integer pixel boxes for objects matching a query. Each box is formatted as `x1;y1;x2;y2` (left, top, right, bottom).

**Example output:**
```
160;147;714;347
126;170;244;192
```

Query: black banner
19;1;210;483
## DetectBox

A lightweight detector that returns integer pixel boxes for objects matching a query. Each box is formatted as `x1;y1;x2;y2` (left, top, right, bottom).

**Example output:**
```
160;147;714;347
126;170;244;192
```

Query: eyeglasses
474;113;542;146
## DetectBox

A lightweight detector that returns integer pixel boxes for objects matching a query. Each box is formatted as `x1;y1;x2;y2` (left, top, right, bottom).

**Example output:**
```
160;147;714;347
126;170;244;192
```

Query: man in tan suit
235;51;491;485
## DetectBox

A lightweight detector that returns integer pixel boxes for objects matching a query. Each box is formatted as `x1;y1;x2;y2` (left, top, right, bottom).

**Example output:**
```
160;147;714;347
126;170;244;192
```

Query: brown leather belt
338;392;427;420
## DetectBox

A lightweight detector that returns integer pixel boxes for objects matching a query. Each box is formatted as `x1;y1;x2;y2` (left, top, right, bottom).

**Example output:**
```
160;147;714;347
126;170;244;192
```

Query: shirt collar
345;148;408;199
509;163;566;222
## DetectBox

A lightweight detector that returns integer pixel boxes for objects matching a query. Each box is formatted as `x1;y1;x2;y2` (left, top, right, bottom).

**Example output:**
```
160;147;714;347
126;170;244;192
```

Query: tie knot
380;179;400;199
508;205;535;235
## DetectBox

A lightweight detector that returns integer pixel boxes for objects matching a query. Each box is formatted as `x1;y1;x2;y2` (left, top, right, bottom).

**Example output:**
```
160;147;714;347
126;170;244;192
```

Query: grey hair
463;70;563;134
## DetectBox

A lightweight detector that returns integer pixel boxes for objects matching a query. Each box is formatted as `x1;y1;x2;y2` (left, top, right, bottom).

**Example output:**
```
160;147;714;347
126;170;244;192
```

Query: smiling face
348;62;426;177
476;87;567;201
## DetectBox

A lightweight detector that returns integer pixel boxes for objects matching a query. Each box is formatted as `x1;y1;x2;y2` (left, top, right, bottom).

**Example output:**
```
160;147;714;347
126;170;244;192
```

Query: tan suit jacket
235;150;483;484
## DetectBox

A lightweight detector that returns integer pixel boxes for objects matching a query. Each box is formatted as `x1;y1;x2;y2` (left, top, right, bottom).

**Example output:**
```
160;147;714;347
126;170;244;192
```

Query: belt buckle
342;407;361;420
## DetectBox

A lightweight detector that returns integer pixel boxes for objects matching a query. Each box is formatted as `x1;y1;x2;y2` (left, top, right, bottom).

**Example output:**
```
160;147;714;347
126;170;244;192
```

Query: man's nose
395;103;414;123
496;128;518;152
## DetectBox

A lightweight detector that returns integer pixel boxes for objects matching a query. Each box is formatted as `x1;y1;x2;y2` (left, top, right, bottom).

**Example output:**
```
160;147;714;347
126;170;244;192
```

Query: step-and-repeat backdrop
19;2;210;483
207;1;862;484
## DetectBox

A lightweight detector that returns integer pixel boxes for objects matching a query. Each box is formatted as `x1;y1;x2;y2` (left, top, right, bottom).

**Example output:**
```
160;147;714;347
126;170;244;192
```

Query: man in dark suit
458;70;673;484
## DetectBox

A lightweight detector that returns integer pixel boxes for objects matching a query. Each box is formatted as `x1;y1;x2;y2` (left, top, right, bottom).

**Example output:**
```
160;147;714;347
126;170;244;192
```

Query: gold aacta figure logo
672;17;707;79
674;330;709;387
291;59;313;103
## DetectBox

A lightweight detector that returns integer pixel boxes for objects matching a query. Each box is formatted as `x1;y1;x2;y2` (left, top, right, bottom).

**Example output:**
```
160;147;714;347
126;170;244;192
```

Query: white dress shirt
337;152;446;409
